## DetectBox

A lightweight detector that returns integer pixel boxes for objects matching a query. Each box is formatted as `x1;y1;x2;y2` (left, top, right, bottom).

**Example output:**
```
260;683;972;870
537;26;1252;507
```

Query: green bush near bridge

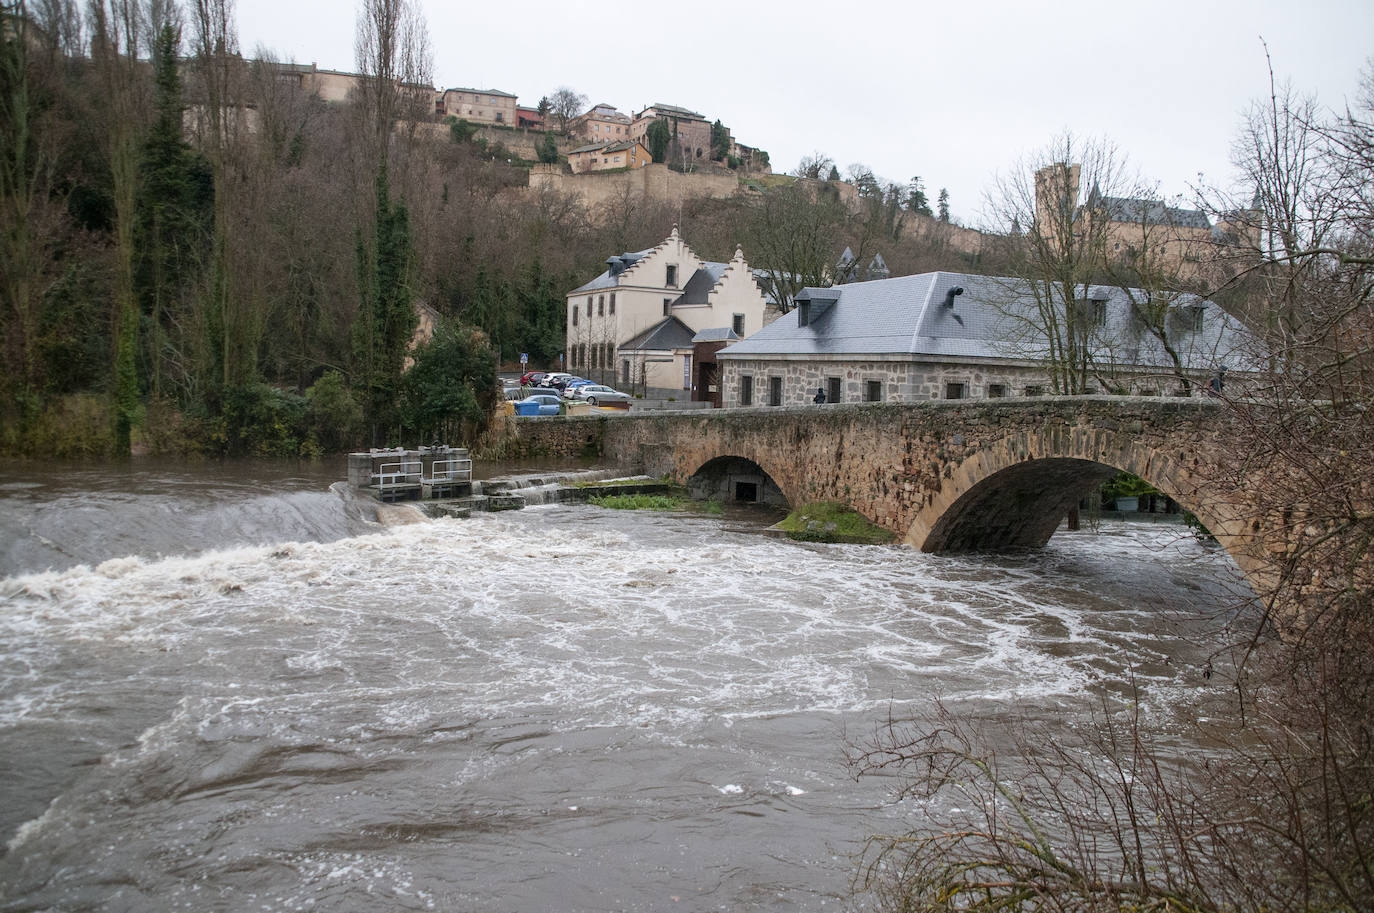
777;502;896;545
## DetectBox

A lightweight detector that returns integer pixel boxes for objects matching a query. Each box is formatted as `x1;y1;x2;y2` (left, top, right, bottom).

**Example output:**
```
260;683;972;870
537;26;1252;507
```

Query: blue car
514;394;563;416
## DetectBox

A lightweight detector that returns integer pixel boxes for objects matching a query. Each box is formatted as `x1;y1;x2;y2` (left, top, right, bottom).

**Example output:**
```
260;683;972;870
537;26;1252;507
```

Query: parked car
561;378;596;396
566;384;632;406
542;372;574;390
513;394;563;416
520;371;548;387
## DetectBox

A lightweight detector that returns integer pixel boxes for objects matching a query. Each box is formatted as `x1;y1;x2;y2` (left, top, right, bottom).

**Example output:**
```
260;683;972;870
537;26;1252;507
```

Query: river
0;460;1246;912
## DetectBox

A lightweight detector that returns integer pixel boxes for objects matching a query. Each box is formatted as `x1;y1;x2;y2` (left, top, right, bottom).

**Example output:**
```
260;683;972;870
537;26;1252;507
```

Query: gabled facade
567;139;652;174
717;271;1260;408
564;228;778;398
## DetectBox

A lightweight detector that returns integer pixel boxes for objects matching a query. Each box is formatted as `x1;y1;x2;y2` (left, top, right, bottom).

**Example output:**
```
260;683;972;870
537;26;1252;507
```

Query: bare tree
354;0;432;159
851;66;1374;913
545;86;586;135
984;132;1137;394
87;0;147;450
794;151;835;180
745;181;852;313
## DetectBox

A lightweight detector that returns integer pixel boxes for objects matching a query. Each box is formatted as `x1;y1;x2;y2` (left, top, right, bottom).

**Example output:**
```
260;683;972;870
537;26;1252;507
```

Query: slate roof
640;103;706;121
692;327;740;343
445;86;517;98
674;264;725;304
717;271;1261;372
572;249;653;292
621;316;698;352
1100;195;1212;230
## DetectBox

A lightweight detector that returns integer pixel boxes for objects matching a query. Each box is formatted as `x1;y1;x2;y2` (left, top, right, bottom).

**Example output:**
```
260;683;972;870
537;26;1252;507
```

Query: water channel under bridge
500;396;1298;595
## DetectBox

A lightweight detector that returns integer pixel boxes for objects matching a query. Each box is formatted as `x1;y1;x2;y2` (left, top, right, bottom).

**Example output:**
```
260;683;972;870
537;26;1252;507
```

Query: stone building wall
719;358;1051;406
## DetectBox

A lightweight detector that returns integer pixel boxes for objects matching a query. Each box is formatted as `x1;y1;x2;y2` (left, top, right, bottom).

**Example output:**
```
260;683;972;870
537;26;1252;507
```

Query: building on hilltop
516;106;546;129
567;139;652;173
570;103;634;143
435;87;518;126
716;271;1260;407
565;228;781;403
629;103;713;163
1033;162;1260;279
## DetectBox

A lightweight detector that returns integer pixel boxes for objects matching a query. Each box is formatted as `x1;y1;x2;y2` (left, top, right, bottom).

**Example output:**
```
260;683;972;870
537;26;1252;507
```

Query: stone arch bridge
505;398;1279;593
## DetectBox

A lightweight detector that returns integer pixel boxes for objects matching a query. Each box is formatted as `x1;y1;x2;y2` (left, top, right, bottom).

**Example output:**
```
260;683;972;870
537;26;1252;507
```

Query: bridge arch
905;427;1255;580
683;454;793;508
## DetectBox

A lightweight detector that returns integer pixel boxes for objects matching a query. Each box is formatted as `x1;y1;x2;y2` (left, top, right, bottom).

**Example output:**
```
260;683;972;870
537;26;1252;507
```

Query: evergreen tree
938;187;950;222
353;165;418;442
134;22;213;400
827;164;840;182
710;119;730;161
907;176;932;216
646;119;670;164
537;131;558;164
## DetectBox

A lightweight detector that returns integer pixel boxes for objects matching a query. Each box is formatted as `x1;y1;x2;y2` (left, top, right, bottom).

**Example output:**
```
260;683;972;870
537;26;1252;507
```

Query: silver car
567;384;632;406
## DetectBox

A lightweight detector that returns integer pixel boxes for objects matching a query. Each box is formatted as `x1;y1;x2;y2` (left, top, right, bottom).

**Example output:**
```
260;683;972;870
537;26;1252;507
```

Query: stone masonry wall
493;398;1297;594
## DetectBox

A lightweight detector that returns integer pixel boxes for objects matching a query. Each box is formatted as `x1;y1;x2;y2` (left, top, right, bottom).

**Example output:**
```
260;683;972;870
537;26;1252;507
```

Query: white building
565;228;779;401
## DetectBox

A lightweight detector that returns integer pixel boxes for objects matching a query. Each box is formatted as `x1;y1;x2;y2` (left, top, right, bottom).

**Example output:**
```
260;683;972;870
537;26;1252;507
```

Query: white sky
233;0;1372;226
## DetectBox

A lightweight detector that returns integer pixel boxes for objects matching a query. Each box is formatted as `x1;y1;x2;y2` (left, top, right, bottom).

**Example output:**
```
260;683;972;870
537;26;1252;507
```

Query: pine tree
938;187;950;222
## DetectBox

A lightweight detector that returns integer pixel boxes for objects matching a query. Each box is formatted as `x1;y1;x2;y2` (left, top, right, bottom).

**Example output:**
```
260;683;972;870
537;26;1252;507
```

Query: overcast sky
232;0;1371;226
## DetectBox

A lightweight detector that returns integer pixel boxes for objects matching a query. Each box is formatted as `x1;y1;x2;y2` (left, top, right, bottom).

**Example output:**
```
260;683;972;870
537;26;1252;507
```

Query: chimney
942;286;964;308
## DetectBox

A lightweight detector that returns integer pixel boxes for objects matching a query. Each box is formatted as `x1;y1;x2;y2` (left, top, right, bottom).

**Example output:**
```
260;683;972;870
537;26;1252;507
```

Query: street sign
520;352;528;365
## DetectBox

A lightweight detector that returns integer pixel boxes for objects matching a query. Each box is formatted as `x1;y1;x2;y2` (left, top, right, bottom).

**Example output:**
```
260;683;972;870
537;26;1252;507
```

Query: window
663;298;671;316
665;264;678;288
740;375;753;406
732;313;745;335
827;377;841;404
769;376;783;406
1025;385;1044;397
571;304;578;326
597;296;604;316
1090;298;1107;326
495;112;503;123
622;360;630;386
945;382;967;400
988;383;1007;398
609;293;616;314
865;380;882;402
683;355;692;390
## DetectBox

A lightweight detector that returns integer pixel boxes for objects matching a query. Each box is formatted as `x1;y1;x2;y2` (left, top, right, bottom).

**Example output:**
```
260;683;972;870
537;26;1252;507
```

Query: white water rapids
0;469;1247;912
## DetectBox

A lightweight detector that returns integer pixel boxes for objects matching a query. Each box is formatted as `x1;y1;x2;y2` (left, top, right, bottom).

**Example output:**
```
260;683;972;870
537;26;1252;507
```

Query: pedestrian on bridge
813;387;826;404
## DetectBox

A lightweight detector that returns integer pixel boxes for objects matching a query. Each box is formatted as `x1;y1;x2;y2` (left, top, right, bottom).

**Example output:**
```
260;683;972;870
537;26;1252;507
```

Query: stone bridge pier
502;397;1287;595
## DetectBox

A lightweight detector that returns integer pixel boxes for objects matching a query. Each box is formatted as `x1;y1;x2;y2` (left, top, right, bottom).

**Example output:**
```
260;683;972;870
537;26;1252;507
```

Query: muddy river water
0;459;1246;911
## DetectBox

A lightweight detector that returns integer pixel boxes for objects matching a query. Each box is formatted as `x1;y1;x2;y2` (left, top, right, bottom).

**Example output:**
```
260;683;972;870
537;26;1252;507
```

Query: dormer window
798;302;811;327
665;265;678;288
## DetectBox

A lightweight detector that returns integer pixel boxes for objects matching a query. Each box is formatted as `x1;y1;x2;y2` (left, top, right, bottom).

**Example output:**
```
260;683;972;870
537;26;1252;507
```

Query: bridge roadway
502;397;1279;593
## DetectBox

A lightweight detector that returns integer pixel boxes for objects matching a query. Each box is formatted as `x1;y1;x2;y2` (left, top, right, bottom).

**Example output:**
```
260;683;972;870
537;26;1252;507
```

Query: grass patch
589;494;689;511
572;476;665;488
587;491;723;515
776;501;895;544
